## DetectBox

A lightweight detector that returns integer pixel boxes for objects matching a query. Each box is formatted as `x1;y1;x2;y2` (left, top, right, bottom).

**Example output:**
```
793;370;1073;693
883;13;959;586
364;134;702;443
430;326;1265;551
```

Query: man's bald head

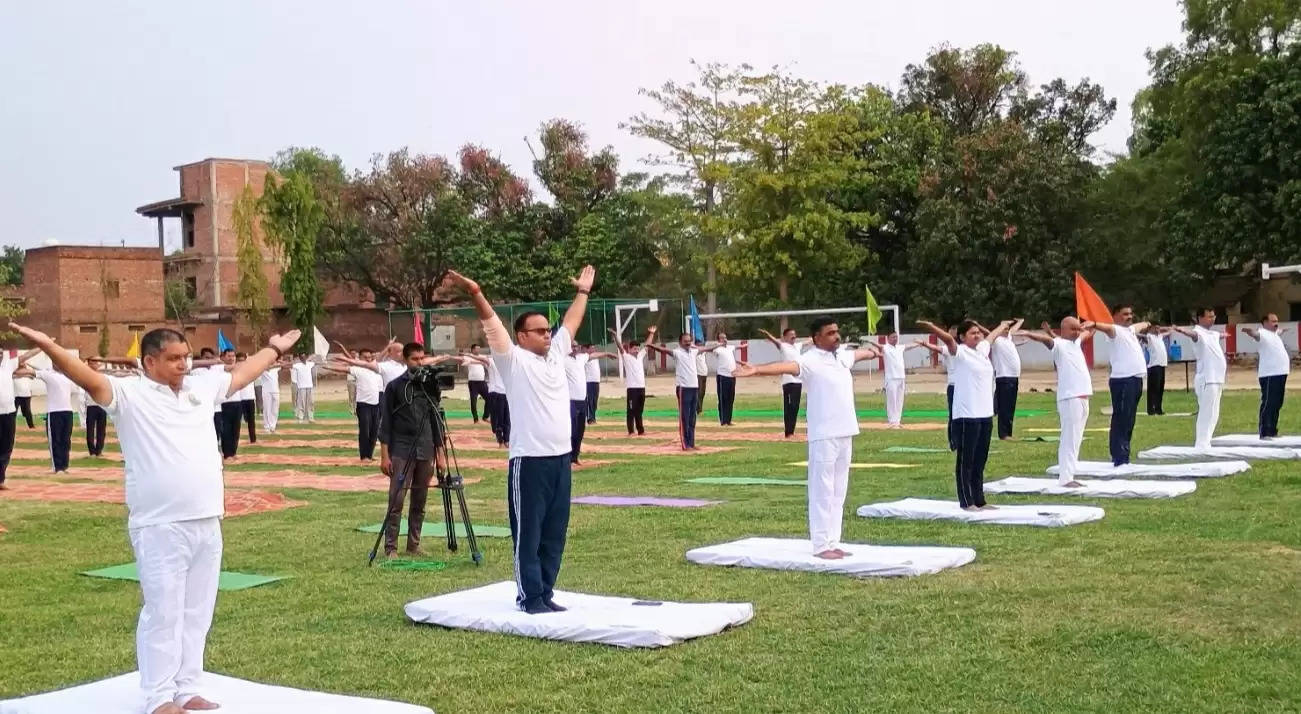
1060;317;1084;340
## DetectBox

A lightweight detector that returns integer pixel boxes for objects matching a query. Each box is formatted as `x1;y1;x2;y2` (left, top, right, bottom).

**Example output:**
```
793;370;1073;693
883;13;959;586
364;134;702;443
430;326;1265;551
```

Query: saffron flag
864;285;883;335
216;329;234;353
688;295;704;342
1074;272;1111;323
125;331;141;360
412;312;425;346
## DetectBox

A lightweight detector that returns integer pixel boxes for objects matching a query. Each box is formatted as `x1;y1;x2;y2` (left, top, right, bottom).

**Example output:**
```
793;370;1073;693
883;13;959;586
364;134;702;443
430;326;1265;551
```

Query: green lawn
1;390;1299;713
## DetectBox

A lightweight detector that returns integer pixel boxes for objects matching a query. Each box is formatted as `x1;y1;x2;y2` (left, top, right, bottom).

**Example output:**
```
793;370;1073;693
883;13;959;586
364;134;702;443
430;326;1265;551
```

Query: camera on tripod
409;362;457;396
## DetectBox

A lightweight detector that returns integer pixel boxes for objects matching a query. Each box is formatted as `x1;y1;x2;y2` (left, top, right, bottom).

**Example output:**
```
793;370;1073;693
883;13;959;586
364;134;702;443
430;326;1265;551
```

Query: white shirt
0;355;16;414
940;350;956;386
951;342;994;419
779;342;803;385
1109;325;1146;379
1052;337;1093;401
1145;333;1168;367
797;348;860;442
220;363;244;404
13;375;32;398
1192;326;1227;386
290;362;316;389
256;366;281;389
36;369;75;413
695;352;708;378
100;370;232;529
237;376;256;401
1256;329;1291;378
991;337;1022;378
349;366;383;405
207;364;227;412
493;326;572;458
585;356;600;382
466;359;486;382
712;345;739;377
672;346;699;387
882;343;907;381
377;360;407;387
565;353;590;401
486;359;505;394
621;348;648;389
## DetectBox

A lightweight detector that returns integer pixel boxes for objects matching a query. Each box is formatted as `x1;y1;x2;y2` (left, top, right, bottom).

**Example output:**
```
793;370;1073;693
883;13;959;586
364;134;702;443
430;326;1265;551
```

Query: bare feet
1062;480;1085;488
962;505;980;512
151;704;185;714
0;482;8;490
181;695;220;710
813;549;844;560
832;548;853;557
978;504;998;510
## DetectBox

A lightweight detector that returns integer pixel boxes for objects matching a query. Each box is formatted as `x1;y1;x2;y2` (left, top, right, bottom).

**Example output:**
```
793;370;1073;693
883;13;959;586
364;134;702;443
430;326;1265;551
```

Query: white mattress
0;672;433;714
1138;445;1301;460
1046;459;1250;479
404;580;753;648
985;477;1196;499
1211;434;1301;448
684;537;976;577
855;498;1104;527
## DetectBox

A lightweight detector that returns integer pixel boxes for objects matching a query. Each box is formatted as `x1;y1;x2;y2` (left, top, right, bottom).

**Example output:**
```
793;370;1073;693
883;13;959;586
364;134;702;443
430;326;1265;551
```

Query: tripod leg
440;469;458;552
454;482;482;564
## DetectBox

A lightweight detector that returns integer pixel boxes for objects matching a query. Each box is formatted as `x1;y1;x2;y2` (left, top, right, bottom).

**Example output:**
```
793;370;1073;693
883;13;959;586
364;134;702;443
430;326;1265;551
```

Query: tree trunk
706;260;717;314
778;275;789;332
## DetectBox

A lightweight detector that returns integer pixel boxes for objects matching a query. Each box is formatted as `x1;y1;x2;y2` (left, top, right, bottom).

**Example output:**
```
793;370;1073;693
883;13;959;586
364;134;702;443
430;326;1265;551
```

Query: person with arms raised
1022;318;1096;487
1242;313;1292;439
1092;305;1150;466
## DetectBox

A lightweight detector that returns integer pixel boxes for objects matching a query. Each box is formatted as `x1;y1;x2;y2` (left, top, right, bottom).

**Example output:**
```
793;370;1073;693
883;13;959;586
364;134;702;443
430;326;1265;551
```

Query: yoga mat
883;446;948;453
685;477;804;486
1025;427;1109;434
380;559;449;572
572;495;722;508
786;462;916;469
81;563;286;591
356;520;511;537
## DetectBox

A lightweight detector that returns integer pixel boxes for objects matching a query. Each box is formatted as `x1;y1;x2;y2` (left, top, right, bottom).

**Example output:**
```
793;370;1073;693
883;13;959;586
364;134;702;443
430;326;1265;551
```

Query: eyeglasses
518;328;551;337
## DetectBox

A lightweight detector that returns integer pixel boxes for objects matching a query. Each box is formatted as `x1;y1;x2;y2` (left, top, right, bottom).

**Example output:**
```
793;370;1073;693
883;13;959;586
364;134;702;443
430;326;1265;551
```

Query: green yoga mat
356;520;511;537
686;477;804;486
81;563;286;591
379;559;449;572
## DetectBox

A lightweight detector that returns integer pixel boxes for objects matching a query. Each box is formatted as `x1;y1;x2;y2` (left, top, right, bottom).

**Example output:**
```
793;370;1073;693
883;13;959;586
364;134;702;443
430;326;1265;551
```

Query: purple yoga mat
572;495;722;508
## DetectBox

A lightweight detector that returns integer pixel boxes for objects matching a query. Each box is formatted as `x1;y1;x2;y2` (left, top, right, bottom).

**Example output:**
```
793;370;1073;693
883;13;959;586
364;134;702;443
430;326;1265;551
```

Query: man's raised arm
445;270;511;353
561;265;596;338
9;323;111;405
227;331;302;396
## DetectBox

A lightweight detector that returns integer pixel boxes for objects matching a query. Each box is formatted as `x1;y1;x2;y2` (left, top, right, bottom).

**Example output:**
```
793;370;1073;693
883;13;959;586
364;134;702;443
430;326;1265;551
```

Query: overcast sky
0;0;1185;251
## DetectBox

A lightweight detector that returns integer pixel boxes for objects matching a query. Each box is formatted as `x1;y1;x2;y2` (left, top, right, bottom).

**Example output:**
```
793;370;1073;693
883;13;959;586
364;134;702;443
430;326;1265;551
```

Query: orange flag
1074;272;1111;323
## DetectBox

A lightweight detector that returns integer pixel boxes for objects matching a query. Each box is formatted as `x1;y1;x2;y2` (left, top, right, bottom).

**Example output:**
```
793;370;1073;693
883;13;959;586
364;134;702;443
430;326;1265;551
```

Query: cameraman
377;342;453;559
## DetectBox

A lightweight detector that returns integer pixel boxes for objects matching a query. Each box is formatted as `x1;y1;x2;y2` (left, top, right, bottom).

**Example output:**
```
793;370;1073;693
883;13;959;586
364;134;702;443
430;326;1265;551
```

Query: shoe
544;600;567;612
522;602;553;615
405;547;428;558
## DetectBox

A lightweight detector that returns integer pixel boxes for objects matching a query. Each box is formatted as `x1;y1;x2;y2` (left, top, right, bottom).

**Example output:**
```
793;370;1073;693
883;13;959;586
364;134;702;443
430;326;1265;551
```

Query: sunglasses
518;328;552;337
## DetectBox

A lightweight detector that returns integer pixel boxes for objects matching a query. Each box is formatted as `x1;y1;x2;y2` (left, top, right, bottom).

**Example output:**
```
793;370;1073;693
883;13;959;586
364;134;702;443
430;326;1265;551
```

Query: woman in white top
1243;313;1292;438
921;318;1014;510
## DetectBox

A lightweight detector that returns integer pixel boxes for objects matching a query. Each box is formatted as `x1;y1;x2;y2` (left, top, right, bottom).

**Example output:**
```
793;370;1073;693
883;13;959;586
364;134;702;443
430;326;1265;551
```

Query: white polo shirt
14;375;31;398
1192;326;1226;386
493;325;572;458
291;362;316;389
779;342;803;385
882;343;907;381
36;369;75;413
940;349;956;386
1145;334;1168;367
672;346;699;387
797;348;860;442
100;369;232;528
1256;329;1291;378
486;359;505;394
585;356;600;383
1110;326;1146;379
349;366;383;405
1052;337;1093;401
565;353;590;401
713;345;739;378
951;341;994;419
257;366;280;390
377;360;407;387
695;351;708;378
466;359;486;382
621;348;647;389
0;355;16;415
991;337;1022;378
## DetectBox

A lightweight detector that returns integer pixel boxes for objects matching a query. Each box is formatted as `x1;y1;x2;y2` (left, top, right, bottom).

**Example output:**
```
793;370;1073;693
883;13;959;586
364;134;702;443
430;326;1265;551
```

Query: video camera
409;362;457;397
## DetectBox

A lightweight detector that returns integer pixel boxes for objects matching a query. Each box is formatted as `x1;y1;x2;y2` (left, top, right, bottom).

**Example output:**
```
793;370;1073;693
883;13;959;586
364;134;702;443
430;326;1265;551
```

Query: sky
0;0;1186;251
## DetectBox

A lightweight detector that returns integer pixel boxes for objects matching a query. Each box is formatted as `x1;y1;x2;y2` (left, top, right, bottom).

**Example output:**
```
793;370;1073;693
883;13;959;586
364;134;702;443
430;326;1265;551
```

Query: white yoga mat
0;672;433;714
1211;434;1301;448
986;477;1196;499
684;537;976;577
1138;445;1301;461
1046;459;1250;479
856;498;1104;527
404;580;752;648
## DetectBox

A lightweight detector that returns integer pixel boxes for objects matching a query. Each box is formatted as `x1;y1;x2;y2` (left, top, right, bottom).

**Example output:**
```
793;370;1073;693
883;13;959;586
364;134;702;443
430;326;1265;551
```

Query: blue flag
688;295;704;342
217;329;234;353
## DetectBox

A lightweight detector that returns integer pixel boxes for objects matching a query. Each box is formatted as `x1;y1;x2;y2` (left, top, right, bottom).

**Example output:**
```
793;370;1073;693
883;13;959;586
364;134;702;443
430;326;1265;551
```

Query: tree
164;278;195;326
260;171;324;353
233;185;271;342
0;297;28;341
900;44;1028;136
0;246;23;286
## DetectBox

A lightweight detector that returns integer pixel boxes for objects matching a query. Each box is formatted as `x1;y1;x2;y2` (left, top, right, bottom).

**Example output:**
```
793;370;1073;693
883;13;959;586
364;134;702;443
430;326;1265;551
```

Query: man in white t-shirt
464;343;489;423
880;332;920;428
1144;325;1172;416
30;365;76;473
13;371;35;428
760;328;809;439
615;329;653;436
446;265;595;614
10;321;298;714
1025;319;1096;487
324;348;385;461
694;348;708;417
1243;313;1292;438
565;344;592;464
217;349;245;461
1174;308;1228;448
233;353;258;445
705;331;747;426
0;347;40;489
990;319;1026;440
646;333;702;450
256;360;286;433
734;317;881;558
289;353;318;423
584;345;603;425
1093;305;1151;466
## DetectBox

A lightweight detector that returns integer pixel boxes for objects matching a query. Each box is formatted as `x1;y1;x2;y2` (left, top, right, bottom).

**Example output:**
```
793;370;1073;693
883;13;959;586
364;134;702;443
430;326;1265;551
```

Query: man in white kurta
1026;319;1095;486
9;322;297;714
1177;309;1227;448
880;333;915;428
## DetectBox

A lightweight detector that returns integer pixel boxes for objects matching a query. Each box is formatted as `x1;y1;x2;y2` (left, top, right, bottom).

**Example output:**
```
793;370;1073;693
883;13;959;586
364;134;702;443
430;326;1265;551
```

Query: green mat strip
686;477;805;486
81;563;286;591
356;520;511;537
378;559;449;572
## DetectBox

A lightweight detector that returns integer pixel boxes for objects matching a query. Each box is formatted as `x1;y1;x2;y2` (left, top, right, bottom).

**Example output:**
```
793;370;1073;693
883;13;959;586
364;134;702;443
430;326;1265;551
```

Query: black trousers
384;456;435;554
488;392;511;445
952;417;992;508
356;401;381;460
1259;375;1288;438
696;375;707;414
585;382;599;423
219;402;243;458
677;386;699;448
508;454;572;611
994;377;1019;439
84;405;107;456
946;384;957;451
15;396;33;428
1108;376;1143;466
467;380;488;422
1146;366;1166;415
0;411;15;484
47;410;72;472
716;375;736;425
213;412;222;446
569;399;587;463
782;383;802;437
626;388;646;435
241;399;257;443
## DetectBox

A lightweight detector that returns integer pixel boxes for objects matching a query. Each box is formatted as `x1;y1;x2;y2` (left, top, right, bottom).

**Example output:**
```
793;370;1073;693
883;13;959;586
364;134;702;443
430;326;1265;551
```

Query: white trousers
807;436;852;552
294;387;315;422
129;517;222;714
261;386;280;432
1195;382;1223;448
1056;396;1089;484
884;378;905;425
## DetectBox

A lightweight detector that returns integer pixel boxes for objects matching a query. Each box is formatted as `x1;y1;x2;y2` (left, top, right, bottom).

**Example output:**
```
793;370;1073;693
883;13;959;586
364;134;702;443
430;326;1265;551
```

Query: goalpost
1261;262;1301;279
688;305;902;341
612;299;660;380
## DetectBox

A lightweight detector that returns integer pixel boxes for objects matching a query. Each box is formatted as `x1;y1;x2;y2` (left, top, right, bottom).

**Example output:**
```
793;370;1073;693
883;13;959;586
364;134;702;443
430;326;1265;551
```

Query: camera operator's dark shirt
379;373;441;461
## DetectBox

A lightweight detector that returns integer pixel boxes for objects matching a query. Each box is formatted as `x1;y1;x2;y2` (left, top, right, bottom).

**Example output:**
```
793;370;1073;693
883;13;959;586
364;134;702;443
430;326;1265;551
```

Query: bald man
1024;318;1096;487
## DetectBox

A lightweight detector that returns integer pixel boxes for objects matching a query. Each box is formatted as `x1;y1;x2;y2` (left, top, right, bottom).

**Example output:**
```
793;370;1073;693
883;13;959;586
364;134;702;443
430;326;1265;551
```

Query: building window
183;211;196;249
128;324;146;332
184;326;197;334
184;277;197;299
79;325;98;333
105;280;120;298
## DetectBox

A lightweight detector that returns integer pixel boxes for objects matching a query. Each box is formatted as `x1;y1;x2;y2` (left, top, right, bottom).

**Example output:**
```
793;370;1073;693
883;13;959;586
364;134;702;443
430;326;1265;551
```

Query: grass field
1;389;1299;713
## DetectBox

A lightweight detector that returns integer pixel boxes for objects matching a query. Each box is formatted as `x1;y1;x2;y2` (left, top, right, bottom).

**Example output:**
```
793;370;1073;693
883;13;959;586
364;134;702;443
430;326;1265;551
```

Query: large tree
233;185;271;341
260;170;325;352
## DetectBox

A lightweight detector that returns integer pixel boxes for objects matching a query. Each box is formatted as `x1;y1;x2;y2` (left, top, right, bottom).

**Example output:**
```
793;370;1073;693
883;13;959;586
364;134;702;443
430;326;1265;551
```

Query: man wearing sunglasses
445;265;595;615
